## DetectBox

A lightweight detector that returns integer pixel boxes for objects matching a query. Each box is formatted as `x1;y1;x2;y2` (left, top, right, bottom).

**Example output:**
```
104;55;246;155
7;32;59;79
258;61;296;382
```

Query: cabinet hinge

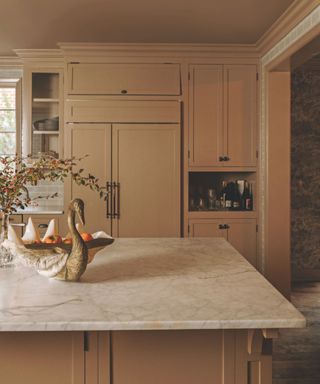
188;224;190;234
256;72;259;81
70;61;80;64
188;149;190;159
256;224;258;233
256;150;259;159
188;72;191;81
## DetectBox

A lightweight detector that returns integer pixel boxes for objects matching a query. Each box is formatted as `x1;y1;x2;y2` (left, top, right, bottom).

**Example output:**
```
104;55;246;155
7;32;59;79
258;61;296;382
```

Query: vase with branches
0;154;106;266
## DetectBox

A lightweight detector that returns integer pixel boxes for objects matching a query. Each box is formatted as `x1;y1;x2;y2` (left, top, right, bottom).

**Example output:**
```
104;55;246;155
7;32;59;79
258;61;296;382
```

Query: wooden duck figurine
2;199;89;281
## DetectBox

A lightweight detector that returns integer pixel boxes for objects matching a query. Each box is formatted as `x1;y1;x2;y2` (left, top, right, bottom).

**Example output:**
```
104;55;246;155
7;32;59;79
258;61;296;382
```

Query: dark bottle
242;181;253;211
232;181;241;210
220;181;227;208
225;182;233;209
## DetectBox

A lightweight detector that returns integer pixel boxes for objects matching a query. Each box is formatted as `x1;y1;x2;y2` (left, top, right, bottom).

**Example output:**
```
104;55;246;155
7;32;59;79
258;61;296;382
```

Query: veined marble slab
0;238;305;331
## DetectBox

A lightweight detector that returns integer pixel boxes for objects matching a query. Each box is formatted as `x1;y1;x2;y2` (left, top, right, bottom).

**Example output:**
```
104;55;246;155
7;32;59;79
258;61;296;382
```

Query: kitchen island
0;238;305;384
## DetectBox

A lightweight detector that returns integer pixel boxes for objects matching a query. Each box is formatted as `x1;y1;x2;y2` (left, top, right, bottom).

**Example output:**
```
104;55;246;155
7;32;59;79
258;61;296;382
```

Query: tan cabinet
189;218;257;266
112;124;180;237
189;64;257;168
67;63;181;95
66;122;180;237
0;332;84;384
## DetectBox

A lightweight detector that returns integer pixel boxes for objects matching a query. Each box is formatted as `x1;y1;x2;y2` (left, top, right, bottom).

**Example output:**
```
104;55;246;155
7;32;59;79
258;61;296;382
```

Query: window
0;82;20;156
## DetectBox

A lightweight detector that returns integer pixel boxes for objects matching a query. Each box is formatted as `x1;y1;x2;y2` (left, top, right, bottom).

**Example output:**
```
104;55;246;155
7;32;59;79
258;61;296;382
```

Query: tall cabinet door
226;219;257;267
224;65;257;167
189;65;223;166
66;124;112;234
112;124;180;237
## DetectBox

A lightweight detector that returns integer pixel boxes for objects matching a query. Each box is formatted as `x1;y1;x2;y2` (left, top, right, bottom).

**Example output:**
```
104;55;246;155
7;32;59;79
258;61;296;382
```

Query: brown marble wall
291;67;320;280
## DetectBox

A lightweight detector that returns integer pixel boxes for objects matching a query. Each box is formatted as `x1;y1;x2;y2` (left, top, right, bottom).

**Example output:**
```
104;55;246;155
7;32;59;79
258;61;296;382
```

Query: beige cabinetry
189;64;257;168
67;63;181;95
65;101;181;237
0;332;84;384
0;329;272;384
189;218;257;266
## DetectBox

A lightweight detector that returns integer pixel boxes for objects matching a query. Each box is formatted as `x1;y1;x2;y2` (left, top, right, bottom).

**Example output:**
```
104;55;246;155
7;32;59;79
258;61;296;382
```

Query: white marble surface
0;238;305;331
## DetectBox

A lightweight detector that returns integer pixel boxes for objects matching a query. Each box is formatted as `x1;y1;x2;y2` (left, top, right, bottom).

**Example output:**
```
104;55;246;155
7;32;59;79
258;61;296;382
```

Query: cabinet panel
224;65;257;167
66;100;180;124
189;65;223;166
0;332;84;384
227;219;257;267
112;331;223;384
67;63;181;95
112;124;180;237
189;218;256;266
189;219;227;239
67;124;111;234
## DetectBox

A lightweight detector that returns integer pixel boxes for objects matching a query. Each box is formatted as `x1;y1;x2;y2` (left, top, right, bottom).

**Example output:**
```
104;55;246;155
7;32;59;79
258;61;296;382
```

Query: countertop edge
0;318;306;332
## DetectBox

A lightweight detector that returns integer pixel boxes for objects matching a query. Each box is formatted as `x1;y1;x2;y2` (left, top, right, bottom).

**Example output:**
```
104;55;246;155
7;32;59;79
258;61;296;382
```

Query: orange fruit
43;235;62;244
81;232;93;242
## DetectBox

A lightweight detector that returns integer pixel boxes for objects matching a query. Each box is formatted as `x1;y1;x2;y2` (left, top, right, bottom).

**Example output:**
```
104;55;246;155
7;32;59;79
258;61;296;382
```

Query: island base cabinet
0;332;84;384
0;330;273;384
85;330;273;384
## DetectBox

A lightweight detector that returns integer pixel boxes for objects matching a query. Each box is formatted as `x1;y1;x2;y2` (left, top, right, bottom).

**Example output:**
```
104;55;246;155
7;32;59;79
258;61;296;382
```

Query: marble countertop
0;238;305;331
14;208;64;215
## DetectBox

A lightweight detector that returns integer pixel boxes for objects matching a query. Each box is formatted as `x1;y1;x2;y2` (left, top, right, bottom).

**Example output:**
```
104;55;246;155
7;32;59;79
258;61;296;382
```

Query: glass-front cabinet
20;60;64;158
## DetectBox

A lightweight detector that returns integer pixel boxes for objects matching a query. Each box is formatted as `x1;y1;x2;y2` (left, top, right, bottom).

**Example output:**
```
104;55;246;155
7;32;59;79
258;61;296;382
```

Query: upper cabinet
67;63;181;96
189;64;257;168
20;64;64;158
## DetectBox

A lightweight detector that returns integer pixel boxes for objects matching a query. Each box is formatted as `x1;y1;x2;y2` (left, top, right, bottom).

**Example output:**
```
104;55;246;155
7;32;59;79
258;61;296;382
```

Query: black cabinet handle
113;182;120;219
38;224;48;229
224;224;230;229
223;156;230;161
121;89;128;94
219;156;224;162
106;182;113;219
218;224;224;229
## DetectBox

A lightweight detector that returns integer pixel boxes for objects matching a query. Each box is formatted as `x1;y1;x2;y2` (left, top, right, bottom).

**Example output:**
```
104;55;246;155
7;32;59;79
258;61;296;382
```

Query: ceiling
0;0;295;56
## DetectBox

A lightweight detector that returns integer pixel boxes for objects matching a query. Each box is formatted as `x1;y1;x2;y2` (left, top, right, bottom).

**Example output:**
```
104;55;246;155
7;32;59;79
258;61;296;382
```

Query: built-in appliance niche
189;172;256;212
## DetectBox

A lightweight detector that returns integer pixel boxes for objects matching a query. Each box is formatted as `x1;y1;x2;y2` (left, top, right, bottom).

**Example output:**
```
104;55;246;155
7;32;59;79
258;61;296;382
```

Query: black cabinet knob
219;156;224;162
121;89;128;94
223;156;230;161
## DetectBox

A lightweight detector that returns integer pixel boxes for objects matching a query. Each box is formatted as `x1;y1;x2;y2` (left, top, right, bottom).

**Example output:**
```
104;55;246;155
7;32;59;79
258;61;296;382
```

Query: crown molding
0;56;22;67
58;42;260;58
13;49;64;65
257;0;320;55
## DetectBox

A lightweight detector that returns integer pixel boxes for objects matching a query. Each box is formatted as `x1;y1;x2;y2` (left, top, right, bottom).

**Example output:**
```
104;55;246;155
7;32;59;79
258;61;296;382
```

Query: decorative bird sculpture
2;198;113;281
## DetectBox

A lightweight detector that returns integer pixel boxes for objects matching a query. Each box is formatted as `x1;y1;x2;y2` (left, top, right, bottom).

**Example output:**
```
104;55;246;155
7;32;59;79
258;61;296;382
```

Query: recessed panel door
226;219;257;267
224;65;257;167
67;124;111;234
189;65;223;166
112;124;180;237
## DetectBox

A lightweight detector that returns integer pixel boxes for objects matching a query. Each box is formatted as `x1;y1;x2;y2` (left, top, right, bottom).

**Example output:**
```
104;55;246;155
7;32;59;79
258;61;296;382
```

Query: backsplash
291;66;320;280
25;180;64;212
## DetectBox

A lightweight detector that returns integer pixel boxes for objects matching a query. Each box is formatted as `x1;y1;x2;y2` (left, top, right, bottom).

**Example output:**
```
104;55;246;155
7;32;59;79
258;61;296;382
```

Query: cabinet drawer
67;63;181;95
66;100;181;123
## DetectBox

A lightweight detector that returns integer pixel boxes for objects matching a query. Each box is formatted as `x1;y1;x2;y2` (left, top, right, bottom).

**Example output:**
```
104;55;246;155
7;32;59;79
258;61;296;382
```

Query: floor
273;282;320;384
